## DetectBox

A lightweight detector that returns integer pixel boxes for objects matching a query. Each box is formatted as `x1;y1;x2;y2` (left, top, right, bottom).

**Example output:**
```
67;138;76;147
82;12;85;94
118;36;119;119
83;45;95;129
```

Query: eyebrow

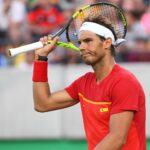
78;37;93;44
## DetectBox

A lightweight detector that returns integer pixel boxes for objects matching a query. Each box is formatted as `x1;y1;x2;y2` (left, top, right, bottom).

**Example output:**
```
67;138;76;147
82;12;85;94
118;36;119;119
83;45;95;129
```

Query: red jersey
65;64;146;150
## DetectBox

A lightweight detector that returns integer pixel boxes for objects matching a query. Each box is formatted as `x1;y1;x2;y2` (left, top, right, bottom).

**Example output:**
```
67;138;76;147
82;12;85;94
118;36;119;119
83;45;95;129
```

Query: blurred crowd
0;0;150;69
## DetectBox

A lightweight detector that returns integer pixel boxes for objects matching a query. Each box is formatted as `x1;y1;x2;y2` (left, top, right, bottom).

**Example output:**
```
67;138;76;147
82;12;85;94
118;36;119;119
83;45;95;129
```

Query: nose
79;42;86;52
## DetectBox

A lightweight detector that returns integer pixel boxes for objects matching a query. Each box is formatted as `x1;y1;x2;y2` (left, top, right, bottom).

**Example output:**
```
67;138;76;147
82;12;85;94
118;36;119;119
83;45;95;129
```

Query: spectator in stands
125;33;150;62
0;0;29;45
27;0;65;42
0;44;9;67
141;6;150;33
0;0;29;67
115;0;150;62
9;0;29;45
0;0;11;44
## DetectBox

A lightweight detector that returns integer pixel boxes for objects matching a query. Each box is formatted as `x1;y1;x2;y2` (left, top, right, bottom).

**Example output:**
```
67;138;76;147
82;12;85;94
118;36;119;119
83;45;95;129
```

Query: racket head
52;2;127;50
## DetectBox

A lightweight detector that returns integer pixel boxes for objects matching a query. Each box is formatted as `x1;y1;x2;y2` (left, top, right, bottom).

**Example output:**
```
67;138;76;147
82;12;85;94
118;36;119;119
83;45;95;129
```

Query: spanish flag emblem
100;107;109;112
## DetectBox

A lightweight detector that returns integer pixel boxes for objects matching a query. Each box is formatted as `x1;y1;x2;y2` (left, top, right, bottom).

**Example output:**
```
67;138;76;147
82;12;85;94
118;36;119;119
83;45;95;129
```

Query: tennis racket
9;2;127;57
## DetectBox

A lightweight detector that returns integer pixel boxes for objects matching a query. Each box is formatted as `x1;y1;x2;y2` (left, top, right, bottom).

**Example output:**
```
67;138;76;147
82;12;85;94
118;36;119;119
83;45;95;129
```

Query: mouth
81;54;90;60
81;52;91;58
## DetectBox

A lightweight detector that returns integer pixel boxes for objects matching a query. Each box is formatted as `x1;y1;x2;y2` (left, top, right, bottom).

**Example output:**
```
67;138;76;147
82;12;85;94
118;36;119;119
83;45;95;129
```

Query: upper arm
35;89;79;112
109;111;134;143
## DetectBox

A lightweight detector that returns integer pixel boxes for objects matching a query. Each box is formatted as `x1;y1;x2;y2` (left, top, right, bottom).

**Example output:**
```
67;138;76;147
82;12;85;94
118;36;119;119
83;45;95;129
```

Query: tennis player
32;15;146;150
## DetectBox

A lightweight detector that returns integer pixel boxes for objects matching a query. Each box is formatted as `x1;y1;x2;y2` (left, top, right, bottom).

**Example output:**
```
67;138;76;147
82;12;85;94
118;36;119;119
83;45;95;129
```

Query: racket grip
9;41;43;57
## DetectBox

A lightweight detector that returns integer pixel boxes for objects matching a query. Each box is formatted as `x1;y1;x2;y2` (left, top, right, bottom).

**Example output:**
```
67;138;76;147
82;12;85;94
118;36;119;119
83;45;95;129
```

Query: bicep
37;90;79;112
50;90;79;107
109;111;134;142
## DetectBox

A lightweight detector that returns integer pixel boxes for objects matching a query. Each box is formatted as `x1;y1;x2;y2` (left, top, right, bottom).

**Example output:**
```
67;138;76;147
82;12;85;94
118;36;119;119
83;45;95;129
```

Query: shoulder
112;64;144;92
114;64;139;82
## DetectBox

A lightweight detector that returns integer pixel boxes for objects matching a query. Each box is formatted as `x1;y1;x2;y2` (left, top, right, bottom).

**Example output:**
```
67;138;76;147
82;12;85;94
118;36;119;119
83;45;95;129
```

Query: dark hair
84;15;116;56
97;35;116;56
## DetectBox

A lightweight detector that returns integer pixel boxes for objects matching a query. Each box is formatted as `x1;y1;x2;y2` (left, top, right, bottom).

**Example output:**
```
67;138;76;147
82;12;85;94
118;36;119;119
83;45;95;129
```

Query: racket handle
9;41;43;57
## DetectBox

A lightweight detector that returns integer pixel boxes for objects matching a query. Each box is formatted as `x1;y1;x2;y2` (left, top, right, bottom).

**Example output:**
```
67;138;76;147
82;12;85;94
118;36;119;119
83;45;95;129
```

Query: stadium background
0;0;150;149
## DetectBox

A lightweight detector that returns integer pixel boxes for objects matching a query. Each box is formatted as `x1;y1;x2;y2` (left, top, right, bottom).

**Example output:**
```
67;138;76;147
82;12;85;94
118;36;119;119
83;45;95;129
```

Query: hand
35;35;59;57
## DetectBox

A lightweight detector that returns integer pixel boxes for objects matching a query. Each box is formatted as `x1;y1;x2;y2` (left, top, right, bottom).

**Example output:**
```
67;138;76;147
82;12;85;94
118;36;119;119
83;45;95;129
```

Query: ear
103;38;112;49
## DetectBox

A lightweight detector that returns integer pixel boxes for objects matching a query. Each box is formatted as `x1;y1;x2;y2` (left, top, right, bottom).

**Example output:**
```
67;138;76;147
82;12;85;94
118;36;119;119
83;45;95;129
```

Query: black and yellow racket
9;2;127;57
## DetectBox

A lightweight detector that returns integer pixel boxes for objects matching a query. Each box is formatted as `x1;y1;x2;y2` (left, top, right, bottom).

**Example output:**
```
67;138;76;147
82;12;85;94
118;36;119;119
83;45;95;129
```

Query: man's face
78;31;106;65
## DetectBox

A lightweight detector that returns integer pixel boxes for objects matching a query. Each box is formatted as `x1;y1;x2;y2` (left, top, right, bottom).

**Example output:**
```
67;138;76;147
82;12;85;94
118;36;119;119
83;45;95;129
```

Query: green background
0;139;149;150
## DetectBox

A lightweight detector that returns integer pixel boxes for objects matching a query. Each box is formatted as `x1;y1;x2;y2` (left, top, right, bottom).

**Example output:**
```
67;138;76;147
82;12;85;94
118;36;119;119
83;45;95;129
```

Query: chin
83;59;95;65
84;61;92;65
82;55;97;65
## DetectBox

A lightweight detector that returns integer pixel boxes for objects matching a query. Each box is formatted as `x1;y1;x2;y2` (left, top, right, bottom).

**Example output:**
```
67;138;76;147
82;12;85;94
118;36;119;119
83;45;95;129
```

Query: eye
84;38;92;43
78;40;81;45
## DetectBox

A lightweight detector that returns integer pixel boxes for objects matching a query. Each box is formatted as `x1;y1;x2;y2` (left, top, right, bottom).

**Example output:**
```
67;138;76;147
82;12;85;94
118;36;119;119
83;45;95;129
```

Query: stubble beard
82;55;104;66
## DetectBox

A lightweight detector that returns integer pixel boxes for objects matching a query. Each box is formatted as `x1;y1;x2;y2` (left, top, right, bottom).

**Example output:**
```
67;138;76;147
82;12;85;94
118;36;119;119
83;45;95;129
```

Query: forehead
78;30;98;40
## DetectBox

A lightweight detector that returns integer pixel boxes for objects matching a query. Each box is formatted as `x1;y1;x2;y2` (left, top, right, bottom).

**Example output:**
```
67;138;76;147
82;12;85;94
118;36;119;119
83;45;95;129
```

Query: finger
40;37;45;45
50;36;59;46
46;36;59;50
53;36;59;42
43;36;48;45
48;34;52;40
40;37;44;42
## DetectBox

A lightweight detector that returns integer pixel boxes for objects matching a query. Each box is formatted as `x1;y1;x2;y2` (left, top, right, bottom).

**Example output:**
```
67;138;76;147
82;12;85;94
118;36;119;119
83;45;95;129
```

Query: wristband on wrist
35;55;48;61
32;61;48;82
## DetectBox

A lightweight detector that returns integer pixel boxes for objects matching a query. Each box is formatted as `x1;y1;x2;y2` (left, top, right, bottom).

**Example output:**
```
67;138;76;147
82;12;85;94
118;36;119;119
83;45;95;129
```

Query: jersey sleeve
65;79;79;101
110;78;139;114
65;73;90;101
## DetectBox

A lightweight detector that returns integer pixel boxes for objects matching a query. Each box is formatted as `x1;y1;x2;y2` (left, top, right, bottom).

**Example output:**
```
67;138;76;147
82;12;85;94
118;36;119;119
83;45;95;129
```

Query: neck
92;56;116;84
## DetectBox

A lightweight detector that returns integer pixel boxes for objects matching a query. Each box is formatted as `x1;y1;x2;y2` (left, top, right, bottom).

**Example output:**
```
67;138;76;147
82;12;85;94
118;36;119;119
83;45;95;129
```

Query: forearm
94;133;125;150
33;82;51;111
32;60;51;111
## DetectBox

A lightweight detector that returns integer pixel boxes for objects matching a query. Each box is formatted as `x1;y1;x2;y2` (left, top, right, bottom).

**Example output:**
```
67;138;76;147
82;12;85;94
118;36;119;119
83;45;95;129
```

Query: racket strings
99;4;125;39
105;6;121;37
